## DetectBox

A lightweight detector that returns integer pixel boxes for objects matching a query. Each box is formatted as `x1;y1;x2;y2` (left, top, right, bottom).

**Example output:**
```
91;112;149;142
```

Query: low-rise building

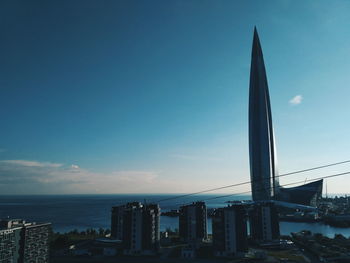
181;247;196;258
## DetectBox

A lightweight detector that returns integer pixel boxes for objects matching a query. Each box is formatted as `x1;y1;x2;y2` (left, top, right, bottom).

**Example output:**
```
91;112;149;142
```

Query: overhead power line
156;159;350;203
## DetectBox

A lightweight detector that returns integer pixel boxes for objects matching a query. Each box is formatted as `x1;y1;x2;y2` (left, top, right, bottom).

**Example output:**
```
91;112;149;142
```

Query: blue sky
1;0;350;194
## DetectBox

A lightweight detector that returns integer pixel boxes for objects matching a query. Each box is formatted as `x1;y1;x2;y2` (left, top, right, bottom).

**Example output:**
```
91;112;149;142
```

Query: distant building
111;202;160;255
249;202;280;242
179;202;207;244
0;218;51;263
212;205;248;257
69;238;122;257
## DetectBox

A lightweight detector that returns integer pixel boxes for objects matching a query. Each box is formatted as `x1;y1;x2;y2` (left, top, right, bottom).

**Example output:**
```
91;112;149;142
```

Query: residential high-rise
111;205;125;240
141;204;160;252
111;202;160;255
249;202;280;242
179;202;207;244
249;27;279;201
22;222;51;262
0;219;51;263
0;224;22;263
212;205;248;257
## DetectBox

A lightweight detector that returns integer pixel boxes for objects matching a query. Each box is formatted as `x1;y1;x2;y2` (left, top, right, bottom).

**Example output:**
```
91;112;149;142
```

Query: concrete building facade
249;202;280;242
0;219;51;263
212;205;248;257
179;202;207;244
111;202;160;255
0;227;22;263
111;205;125;240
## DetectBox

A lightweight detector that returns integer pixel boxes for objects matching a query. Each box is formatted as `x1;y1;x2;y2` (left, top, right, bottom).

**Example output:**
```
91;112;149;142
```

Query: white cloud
0;159;162;194
0;158;247;194
0;160;62;168
289;95;303;105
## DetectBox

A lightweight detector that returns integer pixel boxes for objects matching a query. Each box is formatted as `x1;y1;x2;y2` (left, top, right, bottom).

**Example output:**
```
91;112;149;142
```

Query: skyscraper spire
252;27;263;59
248;28;323;207
249;27;279;201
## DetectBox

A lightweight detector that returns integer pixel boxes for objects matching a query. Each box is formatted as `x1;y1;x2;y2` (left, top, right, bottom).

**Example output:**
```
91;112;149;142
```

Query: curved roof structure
277;180;323;207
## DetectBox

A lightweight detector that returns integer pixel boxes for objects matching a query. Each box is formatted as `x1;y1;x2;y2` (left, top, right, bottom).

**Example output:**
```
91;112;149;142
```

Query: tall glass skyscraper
249;28;279;201
248;28;322;205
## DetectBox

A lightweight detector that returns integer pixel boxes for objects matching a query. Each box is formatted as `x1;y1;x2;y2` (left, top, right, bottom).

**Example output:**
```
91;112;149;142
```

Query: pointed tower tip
253;26;259;39
251;26;263;58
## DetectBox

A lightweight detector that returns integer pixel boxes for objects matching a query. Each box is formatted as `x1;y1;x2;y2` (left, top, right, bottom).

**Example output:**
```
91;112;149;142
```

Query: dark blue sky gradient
1;1;350;194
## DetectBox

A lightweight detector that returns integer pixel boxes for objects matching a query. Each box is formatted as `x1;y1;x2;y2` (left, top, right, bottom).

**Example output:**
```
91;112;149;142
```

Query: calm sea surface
0;194;349;238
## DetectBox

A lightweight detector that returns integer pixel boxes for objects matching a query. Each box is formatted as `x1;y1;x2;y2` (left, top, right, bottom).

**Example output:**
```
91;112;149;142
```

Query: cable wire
188;170;350;204
155;159;350;203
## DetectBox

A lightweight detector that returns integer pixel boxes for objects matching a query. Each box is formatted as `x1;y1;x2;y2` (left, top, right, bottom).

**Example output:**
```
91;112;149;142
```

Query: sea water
1;194;349;238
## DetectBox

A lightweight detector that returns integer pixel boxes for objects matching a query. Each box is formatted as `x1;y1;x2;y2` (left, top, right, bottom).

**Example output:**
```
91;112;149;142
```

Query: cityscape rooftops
0;218;51;230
